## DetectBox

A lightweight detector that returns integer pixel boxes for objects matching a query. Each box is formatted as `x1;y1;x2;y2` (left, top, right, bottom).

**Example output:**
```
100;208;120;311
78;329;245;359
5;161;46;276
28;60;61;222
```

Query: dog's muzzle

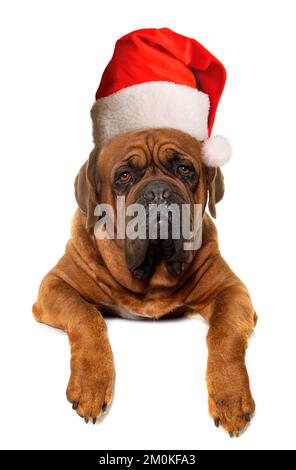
124;180;194;279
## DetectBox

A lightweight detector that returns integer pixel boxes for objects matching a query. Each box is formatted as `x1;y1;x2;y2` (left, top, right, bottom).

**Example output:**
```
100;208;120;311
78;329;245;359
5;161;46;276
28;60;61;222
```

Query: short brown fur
33;128;256;433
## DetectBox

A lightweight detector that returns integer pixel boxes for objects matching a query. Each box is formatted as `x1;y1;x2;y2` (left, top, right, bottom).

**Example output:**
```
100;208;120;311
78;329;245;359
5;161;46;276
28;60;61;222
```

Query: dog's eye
118;171;132;184
177;165;191;177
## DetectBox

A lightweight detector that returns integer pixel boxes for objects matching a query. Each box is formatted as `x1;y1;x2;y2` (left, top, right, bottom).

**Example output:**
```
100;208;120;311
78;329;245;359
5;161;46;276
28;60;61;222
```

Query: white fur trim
91;81;210;146
201;135;232;167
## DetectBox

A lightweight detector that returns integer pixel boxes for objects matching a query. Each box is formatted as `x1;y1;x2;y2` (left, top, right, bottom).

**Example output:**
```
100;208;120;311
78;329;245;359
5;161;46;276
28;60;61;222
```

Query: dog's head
75;129;224;279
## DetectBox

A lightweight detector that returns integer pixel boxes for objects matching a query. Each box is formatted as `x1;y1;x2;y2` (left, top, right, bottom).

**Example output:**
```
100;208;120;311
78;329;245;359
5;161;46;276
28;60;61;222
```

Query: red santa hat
91;28;231;167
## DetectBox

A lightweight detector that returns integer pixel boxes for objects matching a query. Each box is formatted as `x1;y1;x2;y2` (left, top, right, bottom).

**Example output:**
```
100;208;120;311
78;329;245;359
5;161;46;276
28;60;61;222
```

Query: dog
33;128;256;435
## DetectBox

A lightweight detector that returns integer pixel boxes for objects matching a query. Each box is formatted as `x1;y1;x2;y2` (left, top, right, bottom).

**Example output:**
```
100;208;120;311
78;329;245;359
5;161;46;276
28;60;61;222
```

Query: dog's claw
235;431;240;437
72;401;78;410
102;403;107;413
245;414;250;422
229;432;233;438
214;418;220;428
92;417;97;425
84;418;89;424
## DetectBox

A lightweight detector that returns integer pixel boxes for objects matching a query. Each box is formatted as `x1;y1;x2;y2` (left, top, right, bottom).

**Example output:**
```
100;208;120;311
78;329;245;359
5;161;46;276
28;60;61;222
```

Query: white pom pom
201;135;232;167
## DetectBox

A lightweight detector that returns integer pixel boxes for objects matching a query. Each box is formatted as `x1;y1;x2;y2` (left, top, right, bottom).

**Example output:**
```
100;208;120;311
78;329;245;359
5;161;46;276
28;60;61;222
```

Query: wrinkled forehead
97;128;202;173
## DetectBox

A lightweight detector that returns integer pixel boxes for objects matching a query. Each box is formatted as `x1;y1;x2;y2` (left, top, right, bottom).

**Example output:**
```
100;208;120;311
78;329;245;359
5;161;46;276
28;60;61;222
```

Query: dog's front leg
204;284;257;436
33;274;114;422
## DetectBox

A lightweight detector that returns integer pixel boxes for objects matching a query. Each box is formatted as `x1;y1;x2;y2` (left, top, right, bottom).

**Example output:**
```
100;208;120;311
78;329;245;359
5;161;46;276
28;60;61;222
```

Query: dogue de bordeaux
33;128;256;436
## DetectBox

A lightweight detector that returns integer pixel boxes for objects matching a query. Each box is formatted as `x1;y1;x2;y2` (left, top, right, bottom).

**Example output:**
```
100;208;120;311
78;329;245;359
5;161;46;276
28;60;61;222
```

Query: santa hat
91;28;231;167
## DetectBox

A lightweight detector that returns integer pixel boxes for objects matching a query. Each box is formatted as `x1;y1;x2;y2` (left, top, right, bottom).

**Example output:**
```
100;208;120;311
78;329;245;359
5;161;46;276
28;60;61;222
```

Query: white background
1;0;296;450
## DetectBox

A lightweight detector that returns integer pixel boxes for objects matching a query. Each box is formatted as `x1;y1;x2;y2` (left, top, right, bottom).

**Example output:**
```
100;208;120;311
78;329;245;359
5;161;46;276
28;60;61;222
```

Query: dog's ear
74;147;100;231
206;167;225;218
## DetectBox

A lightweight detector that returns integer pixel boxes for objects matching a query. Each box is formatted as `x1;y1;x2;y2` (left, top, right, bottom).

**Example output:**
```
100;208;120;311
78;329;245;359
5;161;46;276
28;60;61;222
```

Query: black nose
143;181;173;204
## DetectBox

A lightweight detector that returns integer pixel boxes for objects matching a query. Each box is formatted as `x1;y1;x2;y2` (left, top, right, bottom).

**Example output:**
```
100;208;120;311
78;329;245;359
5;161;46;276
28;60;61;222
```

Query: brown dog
33;128;256;435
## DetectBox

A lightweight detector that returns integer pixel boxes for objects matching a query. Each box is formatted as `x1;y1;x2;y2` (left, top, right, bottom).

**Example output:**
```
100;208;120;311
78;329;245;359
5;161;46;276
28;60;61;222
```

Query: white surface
1;0;296;450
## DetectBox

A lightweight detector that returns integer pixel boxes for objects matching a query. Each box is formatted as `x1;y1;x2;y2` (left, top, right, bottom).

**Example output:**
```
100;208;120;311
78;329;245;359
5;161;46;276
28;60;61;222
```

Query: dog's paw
66;342;115;423
209;392;255;436
207;363;255;436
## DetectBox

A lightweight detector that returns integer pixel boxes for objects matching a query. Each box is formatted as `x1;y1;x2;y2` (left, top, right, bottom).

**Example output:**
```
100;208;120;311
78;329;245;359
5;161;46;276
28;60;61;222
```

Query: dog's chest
100;303;188;320
104;305;142;320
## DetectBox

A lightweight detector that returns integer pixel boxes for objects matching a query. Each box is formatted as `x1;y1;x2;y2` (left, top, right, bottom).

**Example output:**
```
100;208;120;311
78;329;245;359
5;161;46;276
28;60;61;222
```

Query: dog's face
75;128;224;279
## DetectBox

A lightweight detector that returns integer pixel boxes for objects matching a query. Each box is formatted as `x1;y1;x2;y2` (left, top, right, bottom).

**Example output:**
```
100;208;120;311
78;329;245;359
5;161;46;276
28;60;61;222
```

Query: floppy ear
206;167;225;218
74;147;100;231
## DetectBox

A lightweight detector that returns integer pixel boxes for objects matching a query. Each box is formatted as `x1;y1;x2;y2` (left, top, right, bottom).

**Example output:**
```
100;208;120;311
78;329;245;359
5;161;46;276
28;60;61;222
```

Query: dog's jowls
33;128;256;434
